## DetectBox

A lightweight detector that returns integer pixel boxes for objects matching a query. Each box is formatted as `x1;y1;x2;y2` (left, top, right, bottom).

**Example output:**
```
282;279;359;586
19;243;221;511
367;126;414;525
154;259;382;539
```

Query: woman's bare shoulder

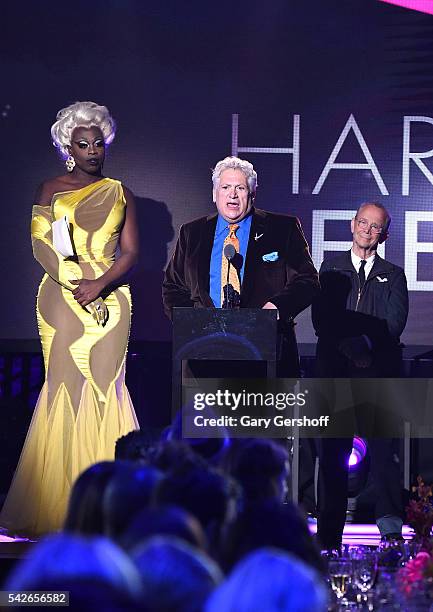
34;175;72;206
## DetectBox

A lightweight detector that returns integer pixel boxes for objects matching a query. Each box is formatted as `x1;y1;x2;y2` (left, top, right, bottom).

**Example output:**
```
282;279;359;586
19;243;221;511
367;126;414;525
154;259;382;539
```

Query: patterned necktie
221;224;241;307
358;259;366;290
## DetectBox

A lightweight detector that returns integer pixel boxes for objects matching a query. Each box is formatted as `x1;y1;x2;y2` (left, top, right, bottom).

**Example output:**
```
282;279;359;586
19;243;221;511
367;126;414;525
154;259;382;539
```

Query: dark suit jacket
162;208;319;373
312;250;409;376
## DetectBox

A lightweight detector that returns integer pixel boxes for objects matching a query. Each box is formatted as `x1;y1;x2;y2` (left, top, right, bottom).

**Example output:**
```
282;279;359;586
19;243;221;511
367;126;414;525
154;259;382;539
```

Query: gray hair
51;101;116;157
212;156;258;193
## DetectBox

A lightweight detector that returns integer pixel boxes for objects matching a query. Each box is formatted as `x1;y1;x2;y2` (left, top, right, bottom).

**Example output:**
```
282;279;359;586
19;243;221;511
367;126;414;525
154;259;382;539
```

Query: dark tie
358;259;366;290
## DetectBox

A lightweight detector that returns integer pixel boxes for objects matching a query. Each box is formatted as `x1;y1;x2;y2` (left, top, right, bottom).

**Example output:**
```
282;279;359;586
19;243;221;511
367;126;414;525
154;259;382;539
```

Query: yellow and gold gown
0;178;139;536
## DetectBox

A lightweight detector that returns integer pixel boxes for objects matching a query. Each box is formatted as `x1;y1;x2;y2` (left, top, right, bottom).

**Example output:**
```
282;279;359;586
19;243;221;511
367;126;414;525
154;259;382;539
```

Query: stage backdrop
1;0;432;344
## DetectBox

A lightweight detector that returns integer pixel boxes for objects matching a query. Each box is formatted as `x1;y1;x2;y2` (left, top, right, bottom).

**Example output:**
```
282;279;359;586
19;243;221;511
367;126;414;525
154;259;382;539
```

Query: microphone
223;243;237;309
223;243;236;261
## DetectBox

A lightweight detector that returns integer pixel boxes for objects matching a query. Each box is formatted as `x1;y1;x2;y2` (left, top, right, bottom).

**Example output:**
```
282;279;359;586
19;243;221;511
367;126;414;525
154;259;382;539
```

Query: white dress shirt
351;250;375;280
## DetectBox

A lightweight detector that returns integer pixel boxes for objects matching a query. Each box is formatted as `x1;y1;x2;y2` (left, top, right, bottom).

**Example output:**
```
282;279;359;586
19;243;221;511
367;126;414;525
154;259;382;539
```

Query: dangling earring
65;155;75;172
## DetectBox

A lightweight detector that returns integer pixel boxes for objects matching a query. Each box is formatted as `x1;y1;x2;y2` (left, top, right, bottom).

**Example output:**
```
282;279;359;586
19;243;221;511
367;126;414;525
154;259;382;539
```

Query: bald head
356;202;391;231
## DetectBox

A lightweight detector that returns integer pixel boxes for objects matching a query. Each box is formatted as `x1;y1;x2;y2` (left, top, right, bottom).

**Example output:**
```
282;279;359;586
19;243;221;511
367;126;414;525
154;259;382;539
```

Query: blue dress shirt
209;213;252;307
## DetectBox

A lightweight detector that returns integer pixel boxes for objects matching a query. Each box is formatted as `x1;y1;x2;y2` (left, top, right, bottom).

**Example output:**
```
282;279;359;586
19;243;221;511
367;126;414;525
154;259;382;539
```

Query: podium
171;307;305;504
171;307;278;411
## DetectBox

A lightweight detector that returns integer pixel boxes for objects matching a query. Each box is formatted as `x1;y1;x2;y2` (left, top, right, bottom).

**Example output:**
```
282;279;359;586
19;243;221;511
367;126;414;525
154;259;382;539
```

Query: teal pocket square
262;252;279;262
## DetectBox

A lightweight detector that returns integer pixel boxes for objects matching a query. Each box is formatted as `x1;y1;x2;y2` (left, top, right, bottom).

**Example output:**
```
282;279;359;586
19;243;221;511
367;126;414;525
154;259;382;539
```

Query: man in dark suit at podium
162;156;319;376
312;201;409;548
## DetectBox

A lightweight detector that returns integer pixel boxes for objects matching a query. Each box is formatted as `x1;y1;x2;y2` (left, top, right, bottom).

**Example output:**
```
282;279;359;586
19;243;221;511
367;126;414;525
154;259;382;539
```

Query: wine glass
377;539;404;572
403;538;422;561
328;558;353;606
353;552;377;594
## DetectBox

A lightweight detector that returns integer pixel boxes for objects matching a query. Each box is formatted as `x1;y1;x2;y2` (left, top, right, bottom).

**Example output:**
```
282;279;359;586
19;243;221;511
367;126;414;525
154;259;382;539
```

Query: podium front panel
172;307;277;362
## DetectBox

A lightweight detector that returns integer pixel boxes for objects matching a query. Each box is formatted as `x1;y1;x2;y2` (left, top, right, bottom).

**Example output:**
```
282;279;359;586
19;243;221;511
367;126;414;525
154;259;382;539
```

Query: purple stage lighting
348;437;368;470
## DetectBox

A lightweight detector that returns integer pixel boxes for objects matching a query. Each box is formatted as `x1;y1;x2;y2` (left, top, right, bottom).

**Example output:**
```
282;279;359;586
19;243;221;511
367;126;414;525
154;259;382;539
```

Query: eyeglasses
356;217;384;234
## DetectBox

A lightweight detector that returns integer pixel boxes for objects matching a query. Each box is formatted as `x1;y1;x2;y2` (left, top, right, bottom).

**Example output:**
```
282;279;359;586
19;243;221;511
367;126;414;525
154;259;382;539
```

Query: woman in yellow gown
0;102;139;536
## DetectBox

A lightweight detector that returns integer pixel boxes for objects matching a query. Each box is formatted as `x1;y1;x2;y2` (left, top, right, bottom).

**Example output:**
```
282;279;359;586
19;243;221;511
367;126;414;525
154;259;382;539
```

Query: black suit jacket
312;250;409;376
162;208;319;373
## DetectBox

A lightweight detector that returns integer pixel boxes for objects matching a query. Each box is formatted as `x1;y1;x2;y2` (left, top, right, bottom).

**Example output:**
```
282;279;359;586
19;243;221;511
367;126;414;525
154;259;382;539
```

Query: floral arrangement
398;551;433;596
406;476;433;546
398;477;433;597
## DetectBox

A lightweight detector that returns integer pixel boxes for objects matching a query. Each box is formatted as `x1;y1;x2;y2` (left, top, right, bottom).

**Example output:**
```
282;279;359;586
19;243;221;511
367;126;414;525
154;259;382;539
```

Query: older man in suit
162;156;319;376
312;202;409;548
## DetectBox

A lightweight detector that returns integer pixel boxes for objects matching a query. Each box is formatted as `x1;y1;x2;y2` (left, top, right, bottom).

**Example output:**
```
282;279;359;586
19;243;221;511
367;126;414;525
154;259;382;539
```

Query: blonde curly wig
51;101;116;157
